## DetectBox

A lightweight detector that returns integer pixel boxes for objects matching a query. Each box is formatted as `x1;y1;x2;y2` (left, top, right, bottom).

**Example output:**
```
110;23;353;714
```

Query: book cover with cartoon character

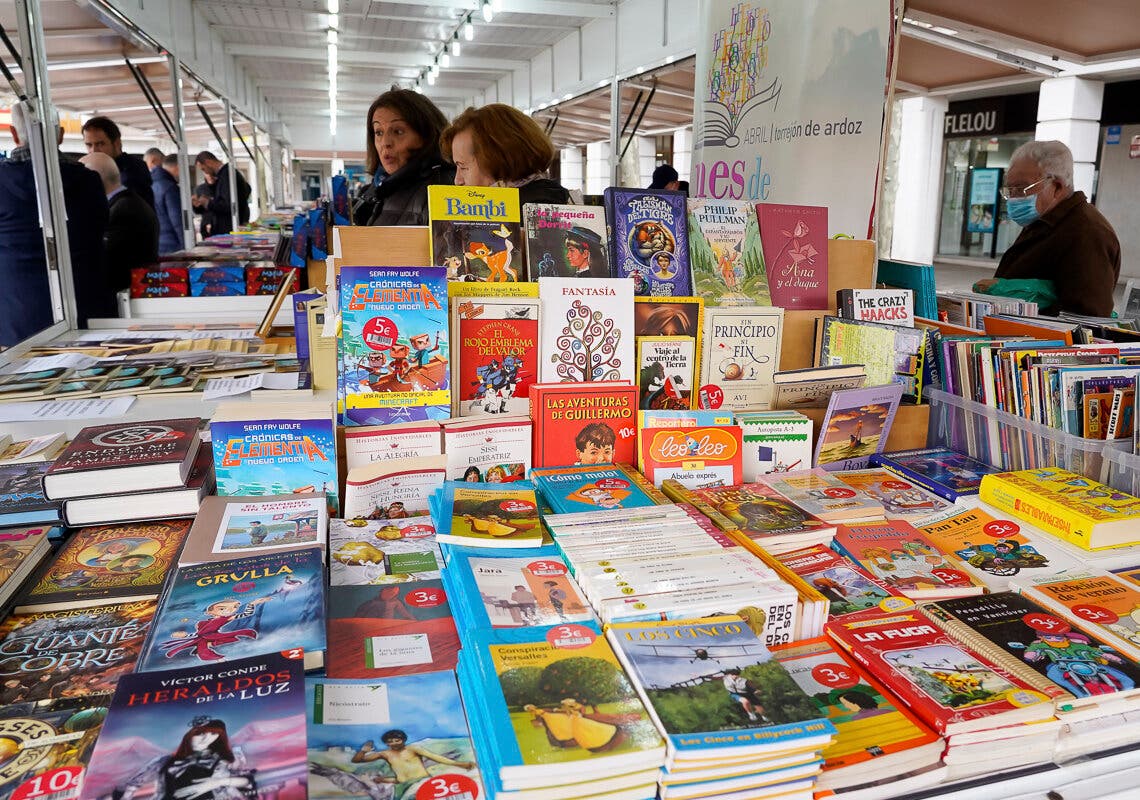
687;197;769;306
604;188;691;297
525;203;609;279
429;185;524;281
0;694;112;800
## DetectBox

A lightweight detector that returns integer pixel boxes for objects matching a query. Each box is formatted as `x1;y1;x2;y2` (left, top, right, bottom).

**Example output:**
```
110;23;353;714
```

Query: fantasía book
451;294;539;416
0;461;61;527
79;650;307;800
813;383;904;472
339;265;450;427
524;202;609;279
699;305;783;411
605;187;692;297
686;197;769;306
429;185;525;281
538;277;635;384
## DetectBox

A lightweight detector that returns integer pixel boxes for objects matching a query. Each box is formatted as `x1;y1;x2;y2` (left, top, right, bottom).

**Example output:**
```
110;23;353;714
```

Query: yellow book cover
428;185;525;281
440;483;543;548
1011;570;1140;662
979;468;1140;550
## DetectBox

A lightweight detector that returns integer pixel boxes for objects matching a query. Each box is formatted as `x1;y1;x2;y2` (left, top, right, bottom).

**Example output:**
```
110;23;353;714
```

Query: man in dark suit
80;152;159;291
193;151;251;235
0;105;112;345
82;116;154;209
153;153;184;254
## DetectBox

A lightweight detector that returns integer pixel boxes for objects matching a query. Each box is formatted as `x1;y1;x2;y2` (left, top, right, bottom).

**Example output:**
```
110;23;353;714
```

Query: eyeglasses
1000;175;1054;200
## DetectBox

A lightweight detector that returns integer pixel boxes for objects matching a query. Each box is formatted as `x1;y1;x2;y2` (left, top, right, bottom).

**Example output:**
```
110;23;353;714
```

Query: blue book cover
79;650;307;800
211;404;339;515
604;188;692;297
606;616;836;756
307;671;482;800
339;266;451;426
138;546;326;672
0;461;61;526
292;290;323;361
530;464;663;514
870;447;1000;500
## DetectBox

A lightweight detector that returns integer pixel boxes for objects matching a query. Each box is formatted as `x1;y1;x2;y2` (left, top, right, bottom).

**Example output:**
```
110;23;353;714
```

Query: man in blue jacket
152;153;184;254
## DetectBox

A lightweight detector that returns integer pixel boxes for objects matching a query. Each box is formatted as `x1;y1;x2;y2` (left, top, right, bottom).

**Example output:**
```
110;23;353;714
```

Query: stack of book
0;460;61;604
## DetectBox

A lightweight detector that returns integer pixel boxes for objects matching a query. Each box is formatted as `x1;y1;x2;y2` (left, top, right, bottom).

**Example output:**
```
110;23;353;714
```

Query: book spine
837;289;854;320
617;463;670;505
977;475;1094;550
1106;389;1124;440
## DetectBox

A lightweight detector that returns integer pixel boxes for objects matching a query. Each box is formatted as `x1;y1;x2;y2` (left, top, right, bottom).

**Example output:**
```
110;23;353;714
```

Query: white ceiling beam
623;81;694;101
195;3;581;29
368;0;614;19
216;24;539;51
223;43;525;72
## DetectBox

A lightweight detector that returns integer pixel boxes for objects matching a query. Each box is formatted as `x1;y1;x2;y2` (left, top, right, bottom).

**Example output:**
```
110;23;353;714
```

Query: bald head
80;152;122;194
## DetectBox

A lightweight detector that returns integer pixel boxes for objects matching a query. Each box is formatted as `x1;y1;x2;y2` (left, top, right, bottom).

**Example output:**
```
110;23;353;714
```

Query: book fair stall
4;2;1140;800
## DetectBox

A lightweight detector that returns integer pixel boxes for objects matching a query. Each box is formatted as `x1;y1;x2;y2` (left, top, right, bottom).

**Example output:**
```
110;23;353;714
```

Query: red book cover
528;382;637;467
756;203;828;310
777;543;908;618
453;298;539;417
825;608;1055;736
638;424;743;488
48;418;200;475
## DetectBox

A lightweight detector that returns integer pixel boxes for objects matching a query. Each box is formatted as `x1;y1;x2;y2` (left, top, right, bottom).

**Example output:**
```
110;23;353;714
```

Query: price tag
595;479;630;491
415;774;480;800
362;316;398;351
1072;604;1119;625
931;568;968;585
527;560;568;577
499;500;536;514
811;662;859;689
882;480;912;491
823;487;856;499
13;767;83;800
983;520;1021;538
405;588;446;608
546;624;596;650
699;384;724;409
401;524;434;539
1022;612;1070;633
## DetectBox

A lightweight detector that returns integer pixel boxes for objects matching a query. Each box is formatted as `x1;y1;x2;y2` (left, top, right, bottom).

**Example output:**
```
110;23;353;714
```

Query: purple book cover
813;383;904;471
604;188;692;297
757;203;828;310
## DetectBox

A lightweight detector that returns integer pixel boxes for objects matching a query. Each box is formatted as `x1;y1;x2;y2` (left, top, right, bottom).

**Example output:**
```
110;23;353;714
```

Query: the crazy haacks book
429;185;525;281
137;546;326;672
339;266;450;427
529;382;638;468
79;650;307;800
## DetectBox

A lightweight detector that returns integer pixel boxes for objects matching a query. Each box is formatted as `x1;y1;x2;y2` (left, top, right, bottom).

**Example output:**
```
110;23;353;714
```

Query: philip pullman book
429;185;525;281
686;197;770;306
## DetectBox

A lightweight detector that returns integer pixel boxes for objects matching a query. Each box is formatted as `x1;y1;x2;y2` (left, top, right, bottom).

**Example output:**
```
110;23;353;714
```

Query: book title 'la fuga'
446;197;507;218
348;283;442;311
626;196;675;224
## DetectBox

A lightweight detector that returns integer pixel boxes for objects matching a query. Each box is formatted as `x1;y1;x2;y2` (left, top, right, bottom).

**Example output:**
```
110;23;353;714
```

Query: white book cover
343;421;442;471
328;518;442;585
840;288;915;326
538;276;635;384
699;306;784;410
441;417;532;482
343;455;446;520
737;412;813;480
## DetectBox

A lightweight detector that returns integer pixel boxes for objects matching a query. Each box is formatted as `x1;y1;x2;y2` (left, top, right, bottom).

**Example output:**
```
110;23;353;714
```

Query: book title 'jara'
348;283;442;311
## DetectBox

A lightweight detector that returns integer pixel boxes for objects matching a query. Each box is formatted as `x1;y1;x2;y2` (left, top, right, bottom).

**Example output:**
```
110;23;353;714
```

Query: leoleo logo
648;428;738;462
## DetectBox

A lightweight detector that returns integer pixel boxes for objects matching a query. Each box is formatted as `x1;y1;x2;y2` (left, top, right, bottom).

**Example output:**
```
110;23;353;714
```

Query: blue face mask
1006;195;1040;227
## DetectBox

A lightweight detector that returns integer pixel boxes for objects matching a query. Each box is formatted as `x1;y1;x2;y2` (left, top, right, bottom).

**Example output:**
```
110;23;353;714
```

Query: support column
269;137;285;207
1036;77;1103;196
223;98;239;232
559;146;583;192
672;128;693;183
890;95;948;265
585;141;611;196
609;76;621;187
168;53;195;250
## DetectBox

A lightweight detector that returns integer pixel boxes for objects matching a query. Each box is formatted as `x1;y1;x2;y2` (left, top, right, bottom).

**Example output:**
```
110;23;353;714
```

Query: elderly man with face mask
974;140;1120;317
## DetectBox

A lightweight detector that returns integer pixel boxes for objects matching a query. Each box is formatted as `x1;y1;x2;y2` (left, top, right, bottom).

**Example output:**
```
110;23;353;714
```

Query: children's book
871;447;1000;501
537;277;635;384
179;493;327;565
832;468;952;521
211;399;339;514
0;461;62;527
638;424;744;489
777;544;906;619
445;549;594;629
757;468;885;523
79;650;307;800
325;579;459;678
307;671;482;800
814;384;904;471
770;364;869;410
329;517;441;586
441;416;531;483
530;463;667;514
524;202;610;278
677;481;836;553
925;591;1140;709
138;546;326;672
698;305;784;410
432;481;543;548
0;524;52;606
735;410;814;481
817;316;928;403
429;185;525;280
636;336;696;410
0;431;67;464
343;419;442;471
344;455;447;522
604;187;692;296
756;203;828;310
606;615;835;763
0;600;155;706
451;294;539;416
339;265;450;426
18;519;191;612
837;288;915;327
529;381;638;468
686;197;770;306
825;608;1056;736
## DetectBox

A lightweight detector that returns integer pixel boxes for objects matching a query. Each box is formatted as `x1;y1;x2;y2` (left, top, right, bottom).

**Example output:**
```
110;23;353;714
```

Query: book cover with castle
429;185;525;281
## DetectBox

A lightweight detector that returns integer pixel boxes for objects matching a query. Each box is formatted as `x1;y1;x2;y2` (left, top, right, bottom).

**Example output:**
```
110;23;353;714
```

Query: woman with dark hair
117;717;254;800
353;88;455;226
440;104;571;207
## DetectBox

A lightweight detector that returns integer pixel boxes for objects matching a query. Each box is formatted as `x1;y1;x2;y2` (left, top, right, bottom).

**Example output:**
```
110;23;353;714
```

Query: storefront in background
937;93;1038;261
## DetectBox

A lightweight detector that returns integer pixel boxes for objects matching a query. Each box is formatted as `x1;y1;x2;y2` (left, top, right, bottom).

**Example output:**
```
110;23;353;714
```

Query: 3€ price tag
415;774;479;800
811;662;859;689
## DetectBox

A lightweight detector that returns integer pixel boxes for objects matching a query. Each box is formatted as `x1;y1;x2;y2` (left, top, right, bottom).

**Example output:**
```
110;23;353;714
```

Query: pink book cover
756;204;828;310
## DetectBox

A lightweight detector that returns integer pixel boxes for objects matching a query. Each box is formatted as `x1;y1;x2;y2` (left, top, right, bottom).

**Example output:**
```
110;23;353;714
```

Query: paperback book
757;468;885;523
431;481;543;548
837;288;915;327
179;493;327;565
524;202;609;278
445;549;593;629
699;305;784;410
451;294;539;416
777;545;905;619
677;481;836;553
529;381;638;468
441;416;531;483
429;185;525;281
831;468;952;521
756;203;828;310
344;455;447;521
770;365;869;410
0;461;61;527
0;694;111;800
686;197;770;306
638;424;744;488
604;187;692;296
329;517;441;586
736;410;813;481
636;336;696;409
530;463;667;514
814;383;904;471
0;524;52;607
817;316;928;402
343;420;442;471
871;447;1002;501
537;277;635;384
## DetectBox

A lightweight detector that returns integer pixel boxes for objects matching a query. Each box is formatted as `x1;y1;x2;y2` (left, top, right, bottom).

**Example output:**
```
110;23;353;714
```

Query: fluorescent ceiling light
327;0;339;13
452;34;461;58
482;1;493;23
464;19;474;40
427;71;436;86
492;0;503;11
328;29;338;44
440;48;450;68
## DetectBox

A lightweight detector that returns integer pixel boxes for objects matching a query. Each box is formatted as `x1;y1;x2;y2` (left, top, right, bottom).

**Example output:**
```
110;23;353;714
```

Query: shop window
937;134;1032;260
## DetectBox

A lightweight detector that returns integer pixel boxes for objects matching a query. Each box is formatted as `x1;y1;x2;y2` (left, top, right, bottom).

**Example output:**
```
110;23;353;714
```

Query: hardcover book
636;336;696;410
0;694;111;800
139;546;326;672
343;419;442;471
524;202;609;278
529;463;667;514
837;288;915;327
329;517;441;586
344;455;447;521
529;381;638;468
736;410;814;481
325;580;459;678
604;187;692;296
0;600;155;706
756;203;828;310
0;461;61;527
538;277;635;384
638;424;744;489
432;481;543;548
211;400;339;515
339;265;451;426
814;384;904;471
19;519;191;612
79;650;307;800
686;197;770;306
307;671;481;800
451;294;539;416
698;305;784;410
441;416;532;483
429;185;525;281
757;468;885;523
770;365;869;410
180;493;327;565
832;468;952;521
871;447;1002;501
446;550;593;629
777;544;905;619
825;608;1055;736
43;418;201;499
